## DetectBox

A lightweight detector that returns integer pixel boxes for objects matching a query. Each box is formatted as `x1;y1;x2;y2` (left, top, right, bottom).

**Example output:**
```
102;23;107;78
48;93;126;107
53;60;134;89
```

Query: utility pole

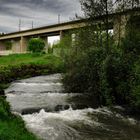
58;14;60;24
19;19;21;31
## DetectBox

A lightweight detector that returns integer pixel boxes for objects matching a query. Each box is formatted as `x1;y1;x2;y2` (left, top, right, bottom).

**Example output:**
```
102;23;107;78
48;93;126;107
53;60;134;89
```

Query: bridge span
0;8;139;54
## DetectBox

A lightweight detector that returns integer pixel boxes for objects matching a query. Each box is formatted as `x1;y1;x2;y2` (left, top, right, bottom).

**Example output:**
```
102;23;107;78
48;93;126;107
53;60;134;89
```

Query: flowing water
5;74;140;140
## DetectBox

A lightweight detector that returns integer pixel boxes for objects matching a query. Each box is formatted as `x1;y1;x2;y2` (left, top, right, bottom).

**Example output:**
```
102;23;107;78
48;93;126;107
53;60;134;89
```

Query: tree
80;0;113;51
28;38;45;53
80;0;113;17
115;0;139;12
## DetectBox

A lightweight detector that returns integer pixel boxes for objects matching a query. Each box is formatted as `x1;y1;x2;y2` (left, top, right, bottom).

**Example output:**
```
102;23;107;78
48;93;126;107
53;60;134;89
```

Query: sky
0;0;82;33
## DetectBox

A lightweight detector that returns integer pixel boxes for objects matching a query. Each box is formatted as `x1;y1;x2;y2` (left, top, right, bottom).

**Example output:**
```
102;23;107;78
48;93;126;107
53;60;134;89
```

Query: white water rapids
5;74;140;140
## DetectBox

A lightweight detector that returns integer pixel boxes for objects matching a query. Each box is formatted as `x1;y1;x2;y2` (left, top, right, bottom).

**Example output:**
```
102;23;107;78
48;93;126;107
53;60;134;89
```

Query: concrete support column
60;30;64;41
41;36;48;52
45;37;48;52
20;36;27;53
0;42;6;51
113;14;130;46
12;39;20;53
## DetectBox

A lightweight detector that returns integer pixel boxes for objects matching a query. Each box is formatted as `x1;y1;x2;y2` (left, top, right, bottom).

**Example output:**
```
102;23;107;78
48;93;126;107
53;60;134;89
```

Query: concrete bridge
0;8;139;54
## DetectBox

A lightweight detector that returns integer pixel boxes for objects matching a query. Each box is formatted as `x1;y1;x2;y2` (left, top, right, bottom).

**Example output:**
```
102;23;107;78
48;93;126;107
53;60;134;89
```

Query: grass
0;97;40;140
0;53;62;67
0;53;64;85
0;53;64;140
0;120;39;140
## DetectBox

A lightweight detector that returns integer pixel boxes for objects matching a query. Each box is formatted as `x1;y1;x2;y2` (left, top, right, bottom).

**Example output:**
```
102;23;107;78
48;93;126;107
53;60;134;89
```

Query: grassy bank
0;97;39;140
0;53;64;140
0;53;61;66
0;53;64;88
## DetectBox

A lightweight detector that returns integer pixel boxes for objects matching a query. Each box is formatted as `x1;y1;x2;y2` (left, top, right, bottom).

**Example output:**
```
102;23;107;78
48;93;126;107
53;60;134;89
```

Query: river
5;74;140;140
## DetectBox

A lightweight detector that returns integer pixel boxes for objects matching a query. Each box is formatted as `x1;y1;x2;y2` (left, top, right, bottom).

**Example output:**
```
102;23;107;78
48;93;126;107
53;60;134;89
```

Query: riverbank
0;96;40;140
0;53;64;89
0;53;64;140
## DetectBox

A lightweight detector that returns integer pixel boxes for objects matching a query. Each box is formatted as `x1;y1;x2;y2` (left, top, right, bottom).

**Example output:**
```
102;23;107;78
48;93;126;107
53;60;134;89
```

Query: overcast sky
0;0;82;33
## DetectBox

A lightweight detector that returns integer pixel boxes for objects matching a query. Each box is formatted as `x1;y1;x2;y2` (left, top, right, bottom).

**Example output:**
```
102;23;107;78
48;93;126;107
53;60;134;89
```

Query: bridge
0;8;139;54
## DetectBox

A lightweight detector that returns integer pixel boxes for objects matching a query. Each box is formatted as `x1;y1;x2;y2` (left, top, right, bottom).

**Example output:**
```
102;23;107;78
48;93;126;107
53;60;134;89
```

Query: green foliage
0;54;64;84
28;38;45;53
130;57;140;109
52;43;60;49
4;41;12;50
0;120;39;140
0;97;39;140
0;53;62;66
50;32;72;57
62;27;113;106
63;15;140;110
48;46;53;54
59;33;72;49
0;97;11;120
100;47;132;105
80;0;113;17
63;44;118;106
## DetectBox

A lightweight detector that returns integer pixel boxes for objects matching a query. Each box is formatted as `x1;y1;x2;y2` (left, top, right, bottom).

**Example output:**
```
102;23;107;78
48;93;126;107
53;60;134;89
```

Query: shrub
54;32;72;56
130;59;140;110
0;97;11;120
62;16;140;110
4;41;12;50
63;45;123;106
28;38;45;53
48;47;53;54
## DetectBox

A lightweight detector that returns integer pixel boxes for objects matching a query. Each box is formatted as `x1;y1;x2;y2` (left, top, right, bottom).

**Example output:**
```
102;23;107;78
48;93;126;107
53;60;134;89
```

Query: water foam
23;108;96;125
16;82;62;86
22;108;101;140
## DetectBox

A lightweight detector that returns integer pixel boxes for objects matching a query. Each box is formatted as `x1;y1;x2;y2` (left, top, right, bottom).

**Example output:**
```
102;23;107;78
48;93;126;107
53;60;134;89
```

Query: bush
0;54;64;86
4;41;12;50
62;27;114;107
28;38;45;53
48;47;53;54
130;59;140;110
0;97;11;120
53;32;72;57
62;16;140;110
63;45;122;106
0;63;64;85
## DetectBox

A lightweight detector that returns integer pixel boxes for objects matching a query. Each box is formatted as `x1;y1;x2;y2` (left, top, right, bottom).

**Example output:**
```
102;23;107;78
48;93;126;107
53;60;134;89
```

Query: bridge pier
20;36;28;53
11;39;21;53
40;36;48;52
0;41;6;51
113;14;130;46
113;9;140;46
60;30;64;40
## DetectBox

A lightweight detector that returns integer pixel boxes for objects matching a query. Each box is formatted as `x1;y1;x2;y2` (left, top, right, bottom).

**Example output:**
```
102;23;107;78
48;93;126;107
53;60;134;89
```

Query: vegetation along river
5;74;140;140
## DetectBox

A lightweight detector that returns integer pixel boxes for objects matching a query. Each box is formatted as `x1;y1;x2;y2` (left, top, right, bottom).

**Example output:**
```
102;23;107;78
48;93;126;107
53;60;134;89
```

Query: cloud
0;0;83;33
